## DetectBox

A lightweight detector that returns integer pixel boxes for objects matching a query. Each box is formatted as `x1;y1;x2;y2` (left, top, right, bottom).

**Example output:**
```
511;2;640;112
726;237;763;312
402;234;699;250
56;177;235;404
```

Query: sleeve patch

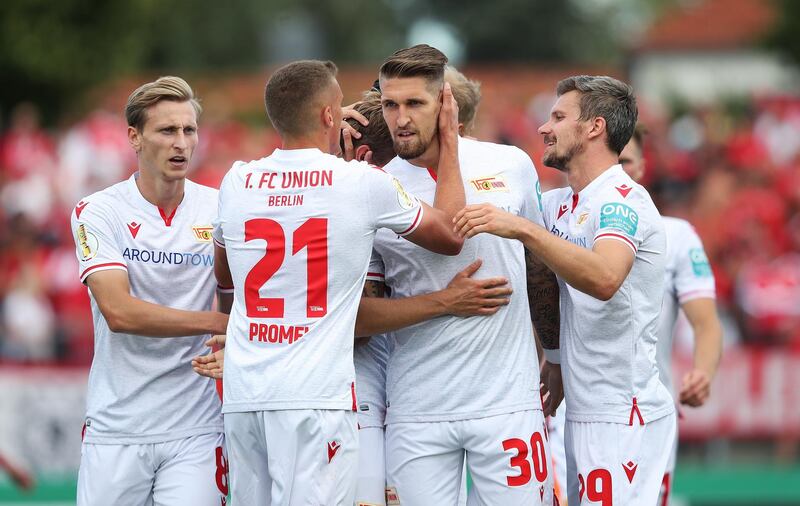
76;224;99;261
689;248;713;277
392;178;417;210
599;202;638;237
535;181;543;212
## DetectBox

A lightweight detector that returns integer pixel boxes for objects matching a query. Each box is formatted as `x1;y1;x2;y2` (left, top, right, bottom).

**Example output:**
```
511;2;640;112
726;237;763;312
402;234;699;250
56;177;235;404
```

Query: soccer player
619;126;722;505
342;90;511;506
454;75;676;505
212;59;466;505
367;45;559;506
70;76;230;506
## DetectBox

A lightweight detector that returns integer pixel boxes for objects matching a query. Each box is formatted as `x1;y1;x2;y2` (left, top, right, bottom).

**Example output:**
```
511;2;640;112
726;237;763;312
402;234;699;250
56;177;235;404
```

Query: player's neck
136;170;185;214
407;136;441;172
282;134;328;153
565;150;619;194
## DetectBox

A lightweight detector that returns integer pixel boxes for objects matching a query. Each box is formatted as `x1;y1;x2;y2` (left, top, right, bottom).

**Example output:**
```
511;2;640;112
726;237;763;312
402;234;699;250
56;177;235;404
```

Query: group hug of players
70;44;722;505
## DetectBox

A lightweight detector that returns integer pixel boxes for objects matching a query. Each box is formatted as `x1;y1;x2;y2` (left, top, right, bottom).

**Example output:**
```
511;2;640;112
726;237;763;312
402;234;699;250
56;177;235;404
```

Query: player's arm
355;259;512;337
86;270;228;337
678;297;722;407
454;204;633;301
214;243;234;316
403;82;465;255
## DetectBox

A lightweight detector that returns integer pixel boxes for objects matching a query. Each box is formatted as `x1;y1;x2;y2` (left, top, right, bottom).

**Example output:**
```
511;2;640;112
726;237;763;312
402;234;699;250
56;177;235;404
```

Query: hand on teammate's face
679;369;711;407
453;203;523;240
340;102;369;161
437;82;459;142
441;258;512;316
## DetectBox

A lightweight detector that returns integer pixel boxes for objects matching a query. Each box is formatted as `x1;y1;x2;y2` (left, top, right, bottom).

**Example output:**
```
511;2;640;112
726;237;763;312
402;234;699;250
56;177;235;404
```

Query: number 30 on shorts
502;432;548;486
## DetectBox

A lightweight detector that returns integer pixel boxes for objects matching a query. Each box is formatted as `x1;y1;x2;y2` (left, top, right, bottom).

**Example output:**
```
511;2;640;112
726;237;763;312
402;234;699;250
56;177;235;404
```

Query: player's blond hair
445;66;482;135
125;76;201;131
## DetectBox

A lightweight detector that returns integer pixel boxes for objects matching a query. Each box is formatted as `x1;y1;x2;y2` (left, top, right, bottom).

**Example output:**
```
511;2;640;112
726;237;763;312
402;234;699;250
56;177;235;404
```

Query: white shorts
356;426;386;506
386;410;553;506
657;411;679;506
547;403;568;505
77;432;226;506
565;414;676;505
225;409;358;506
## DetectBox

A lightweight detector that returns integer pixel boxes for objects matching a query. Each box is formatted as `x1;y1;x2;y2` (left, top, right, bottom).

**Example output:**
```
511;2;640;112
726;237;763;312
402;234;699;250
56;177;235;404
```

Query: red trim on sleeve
81;422;86;442
426;167;438;182
213;238;225;248
628;397;645;426
595;232;637;252
351;382;357;412
366;272;385;279
158;207;177;227
397;207;423;236
217;283;234;291
678;289;716;303
80;262;127;280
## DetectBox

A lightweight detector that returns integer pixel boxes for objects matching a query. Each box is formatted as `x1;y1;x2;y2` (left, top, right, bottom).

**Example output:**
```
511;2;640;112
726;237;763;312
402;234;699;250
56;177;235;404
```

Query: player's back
214;148;423;413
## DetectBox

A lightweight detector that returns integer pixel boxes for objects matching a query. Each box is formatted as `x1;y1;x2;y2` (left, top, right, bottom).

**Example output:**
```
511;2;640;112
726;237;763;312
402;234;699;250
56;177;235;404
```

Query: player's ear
355;144;371;162
128;126;142;153
457;122;465;136
587;116;606;141
322;105;334;129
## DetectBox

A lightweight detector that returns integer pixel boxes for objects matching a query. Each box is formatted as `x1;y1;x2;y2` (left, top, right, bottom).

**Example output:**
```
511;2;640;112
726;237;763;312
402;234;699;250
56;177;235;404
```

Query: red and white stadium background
0;348;796;474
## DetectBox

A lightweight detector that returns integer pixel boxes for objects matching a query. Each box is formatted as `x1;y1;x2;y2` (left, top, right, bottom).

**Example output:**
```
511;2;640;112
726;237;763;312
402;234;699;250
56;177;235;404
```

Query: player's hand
340;102;368;161
453;203;525;239
539;360;563;417
679;369;712;407
439;259;512;316
192;348;225;380
438;82;459;147
205;334;226;349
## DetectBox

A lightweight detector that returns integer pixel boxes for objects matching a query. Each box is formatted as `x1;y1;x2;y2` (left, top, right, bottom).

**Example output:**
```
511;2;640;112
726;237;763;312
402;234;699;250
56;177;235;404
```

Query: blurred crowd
1;88;798;365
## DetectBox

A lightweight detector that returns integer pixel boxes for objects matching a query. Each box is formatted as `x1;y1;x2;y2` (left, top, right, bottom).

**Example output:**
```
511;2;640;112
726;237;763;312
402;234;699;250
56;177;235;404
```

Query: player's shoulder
595;167;654;208
72;177;130;222
185;178;219;200
462;137;533;165
542;186;571;209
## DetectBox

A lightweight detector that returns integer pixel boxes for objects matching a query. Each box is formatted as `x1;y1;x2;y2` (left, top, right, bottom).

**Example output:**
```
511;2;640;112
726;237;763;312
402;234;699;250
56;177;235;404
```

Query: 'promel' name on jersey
248;322;309;345
243;169;333;190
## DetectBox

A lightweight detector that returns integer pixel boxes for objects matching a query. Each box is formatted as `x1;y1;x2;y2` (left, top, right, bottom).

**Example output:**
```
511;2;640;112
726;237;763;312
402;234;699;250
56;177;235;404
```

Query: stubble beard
394;126;437;160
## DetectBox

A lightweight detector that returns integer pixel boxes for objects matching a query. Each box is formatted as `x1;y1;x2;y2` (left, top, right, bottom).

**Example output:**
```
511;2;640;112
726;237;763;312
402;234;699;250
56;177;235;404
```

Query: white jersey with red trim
213;148;424;413
70;174;223;444
353;333;389;428
656;217;716;394
541;164;674;425
372;137;545;424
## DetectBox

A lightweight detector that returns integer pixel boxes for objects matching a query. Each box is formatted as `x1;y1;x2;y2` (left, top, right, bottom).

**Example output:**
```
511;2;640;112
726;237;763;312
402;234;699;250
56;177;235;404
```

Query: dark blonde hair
342;90;395;166
379;45;448;92
125;76;201;131
445;66;482;135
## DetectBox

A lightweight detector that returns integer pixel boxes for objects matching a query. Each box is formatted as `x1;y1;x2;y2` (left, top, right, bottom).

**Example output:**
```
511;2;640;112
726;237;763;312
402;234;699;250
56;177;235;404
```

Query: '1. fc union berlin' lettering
245;170;333;190
122;248;213;267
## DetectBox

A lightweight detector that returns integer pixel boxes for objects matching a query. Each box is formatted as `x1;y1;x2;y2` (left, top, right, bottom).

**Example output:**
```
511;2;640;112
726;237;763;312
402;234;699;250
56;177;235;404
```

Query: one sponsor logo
192;225;213;243
622;460;638;483
470;175;508;193
75;201;89;219
549;224;588;248
122;247;213;267
392;178;416;210
76;224;98;261
535;180;543;212
386;487;401;505
557;203;569;220
576;211;590;226
689;247;713;277
127;222;141;239
616;184;633;198
327;440;341;463
599;203;638;236
359;403;370;412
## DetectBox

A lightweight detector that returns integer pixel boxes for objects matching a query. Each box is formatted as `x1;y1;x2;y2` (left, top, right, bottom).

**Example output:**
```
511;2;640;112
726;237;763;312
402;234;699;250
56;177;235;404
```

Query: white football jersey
372;137;545;424
213;148;424;413
353;334;389;428
541;165;674;425
656;217;716;393
70;174;223;444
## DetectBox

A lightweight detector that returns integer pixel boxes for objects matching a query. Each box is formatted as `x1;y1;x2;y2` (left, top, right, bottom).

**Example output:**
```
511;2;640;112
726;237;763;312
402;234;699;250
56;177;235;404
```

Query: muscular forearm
518;223;624;301
355;294;448;337
687;302;723;377
433;136;465;222
102;294;228;337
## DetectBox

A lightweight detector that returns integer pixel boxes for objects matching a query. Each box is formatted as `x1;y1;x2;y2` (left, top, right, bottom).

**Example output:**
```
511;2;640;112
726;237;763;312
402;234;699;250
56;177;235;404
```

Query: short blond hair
445;66;481;135
125;76;201;131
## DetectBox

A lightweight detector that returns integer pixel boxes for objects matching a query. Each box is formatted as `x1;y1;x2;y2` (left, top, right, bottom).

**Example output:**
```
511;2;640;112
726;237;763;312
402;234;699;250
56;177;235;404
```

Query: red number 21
244;218;328;318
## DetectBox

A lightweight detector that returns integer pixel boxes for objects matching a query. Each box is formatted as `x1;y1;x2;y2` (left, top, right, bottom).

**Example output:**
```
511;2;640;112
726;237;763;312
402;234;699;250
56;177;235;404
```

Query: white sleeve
515;151;545;227
71;198;127;283
212;165;238;248
366;249;385;283
365;168;424;236
673;224;716;303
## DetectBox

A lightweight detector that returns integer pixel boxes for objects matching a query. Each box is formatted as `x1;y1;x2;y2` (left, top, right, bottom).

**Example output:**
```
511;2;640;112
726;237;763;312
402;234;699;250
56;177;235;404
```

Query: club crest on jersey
192;225;213;243
557;203;569;220
76;224;99;261
392;178;416;210
127;222;141;239
470;175;508;193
